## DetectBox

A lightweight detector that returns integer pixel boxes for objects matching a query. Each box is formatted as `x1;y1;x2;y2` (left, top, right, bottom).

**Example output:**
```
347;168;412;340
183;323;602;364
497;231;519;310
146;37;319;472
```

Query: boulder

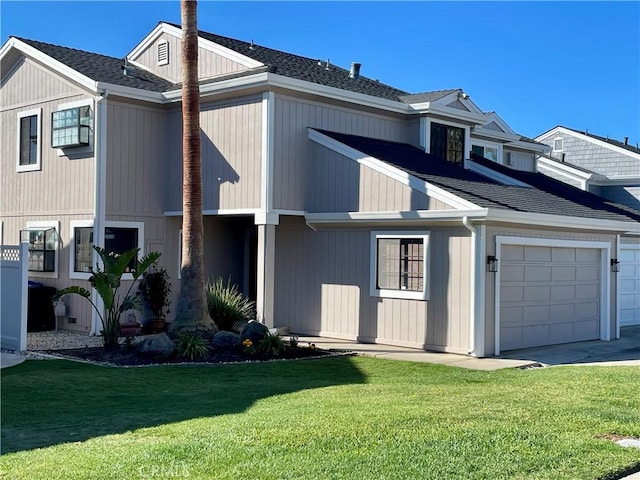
212;331;241;349
136;333;175;357
240;321;269;345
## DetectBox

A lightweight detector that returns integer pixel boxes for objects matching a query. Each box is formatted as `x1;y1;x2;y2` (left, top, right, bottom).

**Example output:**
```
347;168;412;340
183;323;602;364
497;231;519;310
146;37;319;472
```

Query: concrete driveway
499;325;640;366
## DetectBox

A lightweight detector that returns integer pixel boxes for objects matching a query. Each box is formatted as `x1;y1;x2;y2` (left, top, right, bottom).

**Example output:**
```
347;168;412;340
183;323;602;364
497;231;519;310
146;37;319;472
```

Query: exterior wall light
611;258;620;273
487;255;498;273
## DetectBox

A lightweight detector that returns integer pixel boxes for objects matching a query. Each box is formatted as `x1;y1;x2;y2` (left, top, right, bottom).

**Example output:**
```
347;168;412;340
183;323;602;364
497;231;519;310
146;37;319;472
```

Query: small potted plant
138;264;171;333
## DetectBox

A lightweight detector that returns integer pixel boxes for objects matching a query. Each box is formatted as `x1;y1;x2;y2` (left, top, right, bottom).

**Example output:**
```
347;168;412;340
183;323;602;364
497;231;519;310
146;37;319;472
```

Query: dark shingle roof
165;23;409;101
398;89;459;104
314;129;640;224
17;38;176;92
562;126;640;155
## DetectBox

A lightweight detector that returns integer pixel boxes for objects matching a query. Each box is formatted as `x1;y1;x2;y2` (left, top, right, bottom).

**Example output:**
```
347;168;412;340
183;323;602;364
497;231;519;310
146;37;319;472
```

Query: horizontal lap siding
132;33;249;84
307;143;453;212
273;95;410;211
274;217;471;353
165;97;262;212
504;148;535;172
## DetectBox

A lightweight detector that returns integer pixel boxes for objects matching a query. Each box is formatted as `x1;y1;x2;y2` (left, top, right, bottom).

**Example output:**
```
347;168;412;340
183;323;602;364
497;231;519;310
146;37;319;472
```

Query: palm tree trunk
170;0;213;334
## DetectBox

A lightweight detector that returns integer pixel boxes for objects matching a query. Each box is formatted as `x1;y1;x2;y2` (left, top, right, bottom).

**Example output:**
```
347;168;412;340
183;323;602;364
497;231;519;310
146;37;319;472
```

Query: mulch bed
38;345;334;367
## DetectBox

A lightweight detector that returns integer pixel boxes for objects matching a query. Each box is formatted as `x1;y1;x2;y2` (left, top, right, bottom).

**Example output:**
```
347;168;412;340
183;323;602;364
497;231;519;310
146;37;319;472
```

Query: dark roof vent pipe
624;136;629;145
349;62;361;79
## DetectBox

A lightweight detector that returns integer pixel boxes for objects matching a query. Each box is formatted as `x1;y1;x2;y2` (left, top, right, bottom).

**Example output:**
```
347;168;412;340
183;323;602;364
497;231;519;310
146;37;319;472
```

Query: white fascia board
95;82;165;103
464;160;532;187
305;209;488;225
537;156;594;181
483;112;517;135
538;127;640;161
2;37;98;93
308;128;481;210
504;139;549;153
436;90;485;115
409;102;488;125
127;23;169;60
590;176;640;186
487;208;640;234
163;71;270;101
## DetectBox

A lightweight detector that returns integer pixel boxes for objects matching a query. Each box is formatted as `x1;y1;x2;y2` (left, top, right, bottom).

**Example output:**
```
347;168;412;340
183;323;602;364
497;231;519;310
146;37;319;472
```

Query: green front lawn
1;357;639;480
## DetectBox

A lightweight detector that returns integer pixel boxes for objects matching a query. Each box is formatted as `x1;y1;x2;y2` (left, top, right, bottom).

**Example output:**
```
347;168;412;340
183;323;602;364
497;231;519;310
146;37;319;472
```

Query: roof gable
536;126;640;158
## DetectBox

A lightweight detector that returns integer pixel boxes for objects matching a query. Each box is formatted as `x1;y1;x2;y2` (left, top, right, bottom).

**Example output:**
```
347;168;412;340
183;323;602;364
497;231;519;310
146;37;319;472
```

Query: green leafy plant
206;277;256;332
56;246;160;349
289;335;299;349
138;264;172;319
260;331;286;357
176;333;211;360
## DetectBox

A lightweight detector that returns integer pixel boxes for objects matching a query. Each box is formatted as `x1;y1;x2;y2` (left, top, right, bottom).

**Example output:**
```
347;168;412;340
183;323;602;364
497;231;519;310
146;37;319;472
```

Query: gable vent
157;40;169;66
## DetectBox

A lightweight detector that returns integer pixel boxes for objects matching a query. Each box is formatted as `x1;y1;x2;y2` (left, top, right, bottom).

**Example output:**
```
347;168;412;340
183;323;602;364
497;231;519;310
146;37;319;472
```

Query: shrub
206;278;255;332
289;335;299;349
138;265;171;319
176;333;210;360
260;331;286;357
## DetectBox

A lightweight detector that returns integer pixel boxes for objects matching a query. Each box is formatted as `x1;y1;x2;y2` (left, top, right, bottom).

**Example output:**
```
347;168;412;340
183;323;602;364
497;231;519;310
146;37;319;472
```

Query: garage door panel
500;244;602;351
501;286;524;302
500;306;523;324
526;266;551;282
526;246;552;262
577;266;599;281
576;284;598;299
551;285;576;301
524;286;551;302
553;266;576;281
620;246;640;326
523;305;550;324
502;265;525;282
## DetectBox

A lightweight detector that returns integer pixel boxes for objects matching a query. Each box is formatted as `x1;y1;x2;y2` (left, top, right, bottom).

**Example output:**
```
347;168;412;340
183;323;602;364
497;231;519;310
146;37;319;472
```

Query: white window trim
24;220;60;279
424;117;472;161
553;137;564;152
69;220;94;280
370;231;430;301
104;221;144;280
471;139;503;164
16;108;42;172
54;99;94;157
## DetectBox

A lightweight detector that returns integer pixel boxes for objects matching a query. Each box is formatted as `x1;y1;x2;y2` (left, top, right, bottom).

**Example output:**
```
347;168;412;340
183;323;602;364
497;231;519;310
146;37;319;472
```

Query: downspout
615;233;620;339
462;216;485;357
90;91;108;335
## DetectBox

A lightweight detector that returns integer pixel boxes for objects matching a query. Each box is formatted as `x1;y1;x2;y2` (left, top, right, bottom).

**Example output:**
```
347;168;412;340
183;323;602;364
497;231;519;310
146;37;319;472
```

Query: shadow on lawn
1;356;366;454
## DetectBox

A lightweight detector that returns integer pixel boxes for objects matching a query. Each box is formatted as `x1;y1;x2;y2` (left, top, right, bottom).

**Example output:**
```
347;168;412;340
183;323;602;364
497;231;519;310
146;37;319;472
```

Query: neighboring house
535;126;640;210
1;22;638;357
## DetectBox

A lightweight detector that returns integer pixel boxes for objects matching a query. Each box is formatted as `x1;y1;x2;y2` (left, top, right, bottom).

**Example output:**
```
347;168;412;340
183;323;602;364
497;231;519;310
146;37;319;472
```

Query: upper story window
430;122;465;164
16;109;41;172
553;137;564;152
52;106;91;148
472;144;499;162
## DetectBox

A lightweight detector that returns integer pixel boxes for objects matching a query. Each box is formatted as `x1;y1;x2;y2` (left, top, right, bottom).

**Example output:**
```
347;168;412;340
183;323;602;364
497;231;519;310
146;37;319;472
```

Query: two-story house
1;21;638;356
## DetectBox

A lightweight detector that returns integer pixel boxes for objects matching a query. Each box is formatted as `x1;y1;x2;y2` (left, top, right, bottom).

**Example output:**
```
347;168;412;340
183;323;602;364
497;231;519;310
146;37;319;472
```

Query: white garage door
620;246;640;327
500;244;601;351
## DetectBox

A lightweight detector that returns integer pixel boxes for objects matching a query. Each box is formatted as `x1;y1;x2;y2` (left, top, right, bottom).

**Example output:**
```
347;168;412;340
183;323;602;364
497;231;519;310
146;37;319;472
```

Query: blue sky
2;1;639;146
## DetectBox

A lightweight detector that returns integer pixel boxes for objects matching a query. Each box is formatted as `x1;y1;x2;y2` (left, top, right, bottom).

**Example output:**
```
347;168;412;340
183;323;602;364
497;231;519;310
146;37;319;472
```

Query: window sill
371;288;428;301
16;164;41;173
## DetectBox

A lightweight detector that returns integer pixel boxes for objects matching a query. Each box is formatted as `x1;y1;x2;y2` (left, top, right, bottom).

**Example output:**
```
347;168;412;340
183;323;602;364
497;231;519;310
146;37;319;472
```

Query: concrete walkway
298;325;640;370
0;351;25;369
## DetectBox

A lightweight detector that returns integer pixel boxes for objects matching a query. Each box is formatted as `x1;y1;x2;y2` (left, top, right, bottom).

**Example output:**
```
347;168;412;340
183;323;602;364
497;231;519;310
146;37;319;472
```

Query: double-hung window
16;109;41;172
370;232;429;300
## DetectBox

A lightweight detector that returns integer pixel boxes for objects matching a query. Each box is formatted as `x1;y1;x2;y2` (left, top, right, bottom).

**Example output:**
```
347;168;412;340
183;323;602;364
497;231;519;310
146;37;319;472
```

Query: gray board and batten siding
272;94;412;212
131;32;251;84
164;96;263;213
274;217;473;354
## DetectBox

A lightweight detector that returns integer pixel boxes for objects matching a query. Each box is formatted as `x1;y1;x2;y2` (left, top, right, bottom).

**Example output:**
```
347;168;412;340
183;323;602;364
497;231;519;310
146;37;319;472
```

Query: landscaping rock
240;321;269;344
212;331;241;349
136;333;175;357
